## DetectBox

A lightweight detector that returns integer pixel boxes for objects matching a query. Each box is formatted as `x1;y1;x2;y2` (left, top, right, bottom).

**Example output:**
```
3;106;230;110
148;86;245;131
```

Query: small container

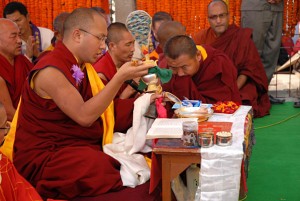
182;121;198;146
198;132;214;148
216;131;232;146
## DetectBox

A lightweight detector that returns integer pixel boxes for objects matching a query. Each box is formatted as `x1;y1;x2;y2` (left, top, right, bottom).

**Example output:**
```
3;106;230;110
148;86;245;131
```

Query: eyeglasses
79;28;107;42
0;123;10;135
0;123;10;147
208;13;228;21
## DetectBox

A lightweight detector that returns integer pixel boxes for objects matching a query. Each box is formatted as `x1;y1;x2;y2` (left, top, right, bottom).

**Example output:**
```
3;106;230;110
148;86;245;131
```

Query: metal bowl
216;131;232;146
175;106;213;122
198;132;214;148
141;73;157;84
164;92;181;104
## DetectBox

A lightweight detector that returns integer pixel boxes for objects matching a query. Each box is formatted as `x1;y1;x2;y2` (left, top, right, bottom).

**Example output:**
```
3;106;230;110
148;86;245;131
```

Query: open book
146;118;198;139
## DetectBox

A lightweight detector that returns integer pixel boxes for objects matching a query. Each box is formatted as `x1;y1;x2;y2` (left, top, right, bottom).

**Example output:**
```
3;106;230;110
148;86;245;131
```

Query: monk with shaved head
0;18;33;121
93;22;141;133
162;35;241;107
156;20;186;68
193;0;271;117
11;8;158;200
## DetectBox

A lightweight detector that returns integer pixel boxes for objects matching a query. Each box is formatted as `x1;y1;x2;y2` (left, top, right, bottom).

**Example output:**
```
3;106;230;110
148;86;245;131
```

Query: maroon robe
13;42;123;199
163;45;241;107
194;24;270;117
93;52;136;133
0;54;33;108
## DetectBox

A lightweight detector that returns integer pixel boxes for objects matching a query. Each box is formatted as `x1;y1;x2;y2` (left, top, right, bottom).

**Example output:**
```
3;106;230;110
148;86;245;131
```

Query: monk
193;0;270;117
0;103;42;201
93;22;137;133
0;18;33;121
12;8;159;200
3;1;54;62
149;11;173;60
162;35;241;106
156;21;186;68
34;12;70;64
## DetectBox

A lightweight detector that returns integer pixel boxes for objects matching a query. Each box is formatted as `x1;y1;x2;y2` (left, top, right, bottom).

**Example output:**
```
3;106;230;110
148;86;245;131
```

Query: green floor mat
246;102;300;201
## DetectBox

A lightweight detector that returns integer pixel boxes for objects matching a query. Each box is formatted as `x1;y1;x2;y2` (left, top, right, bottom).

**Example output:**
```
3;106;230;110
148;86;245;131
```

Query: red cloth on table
162;45;241;104
0;54;33;108
0;152;42;201
93;52;136;133
193;25;270;117
13;42;123;199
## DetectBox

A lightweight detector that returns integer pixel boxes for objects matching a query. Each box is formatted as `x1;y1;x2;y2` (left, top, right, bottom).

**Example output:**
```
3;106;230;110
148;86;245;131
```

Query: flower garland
136;0;300;38
0;0;110;30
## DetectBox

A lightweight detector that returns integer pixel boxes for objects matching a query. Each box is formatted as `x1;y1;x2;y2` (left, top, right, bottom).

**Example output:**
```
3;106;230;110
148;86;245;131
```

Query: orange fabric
0;153;42;201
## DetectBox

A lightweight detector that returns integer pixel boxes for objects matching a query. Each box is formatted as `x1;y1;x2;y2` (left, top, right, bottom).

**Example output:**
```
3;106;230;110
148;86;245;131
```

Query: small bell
144;103;157;119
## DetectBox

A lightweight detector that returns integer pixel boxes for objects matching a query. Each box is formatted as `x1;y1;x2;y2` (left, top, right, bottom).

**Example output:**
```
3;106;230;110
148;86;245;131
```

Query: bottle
186;163;200;200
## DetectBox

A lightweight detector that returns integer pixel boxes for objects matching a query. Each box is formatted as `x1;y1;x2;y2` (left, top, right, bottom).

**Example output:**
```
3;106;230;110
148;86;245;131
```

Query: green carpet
246;102;300;201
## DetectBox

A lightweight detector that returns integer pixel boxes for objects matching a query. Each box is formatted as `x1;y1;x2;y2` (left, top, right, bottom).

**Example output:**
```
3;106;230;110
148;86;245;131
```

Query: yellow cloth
0;101;20;161
196;45;208;61
85;63;114;146
0;63;115;161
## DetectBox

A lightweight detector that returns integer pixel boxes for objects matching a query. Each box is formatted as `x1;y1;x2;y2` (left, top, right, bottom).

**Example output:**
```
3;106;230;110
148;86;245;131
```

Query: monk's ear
196;50;202;62
72;29;82;43
108;42;116;50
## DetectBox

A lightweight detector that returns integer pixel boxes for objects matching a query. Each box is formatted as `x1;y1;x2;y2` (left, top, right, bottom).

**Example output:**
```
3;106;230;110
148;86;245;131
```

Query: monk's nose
99;42;106;50
177;68;185;76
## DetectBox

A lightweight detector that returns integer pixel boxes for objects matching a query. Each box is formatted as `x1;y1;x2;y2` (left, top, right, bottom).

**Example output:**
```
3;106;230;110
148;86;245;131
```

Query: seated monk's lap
37;146;123;199
70;181;162;201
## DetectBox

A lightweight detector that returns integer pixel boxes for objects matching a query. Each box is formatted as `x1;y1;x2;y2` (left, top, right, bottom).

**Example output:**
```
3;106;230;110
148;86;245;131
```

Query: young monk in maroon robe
156;21;187;69
162;35;241;107
93;22;138;133
11;8;160;200
0;18;33;121
193;0;270;117
0;103;42;201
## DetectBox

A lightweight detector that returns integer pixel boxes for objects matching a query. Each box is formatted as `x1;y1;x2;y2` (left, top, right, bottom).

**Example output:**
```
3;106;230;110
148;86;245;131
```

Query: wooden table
153;139;247;201
152;106;253;201
153;138;200;201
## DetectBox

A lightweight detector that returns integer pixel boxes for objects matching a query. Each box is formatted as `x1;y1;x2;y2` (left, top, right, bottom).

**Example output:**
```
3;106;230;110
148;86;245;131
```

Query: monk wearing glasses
193;0;271;118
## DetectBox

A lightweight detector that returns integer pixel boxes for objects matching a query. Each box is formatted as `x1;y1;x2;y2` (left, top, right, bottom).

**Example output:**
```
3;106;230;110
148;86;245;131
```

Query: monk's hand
25;36;35;59
117;60;156;82
120;83;138;99
150;93;163;104
32;38;40;58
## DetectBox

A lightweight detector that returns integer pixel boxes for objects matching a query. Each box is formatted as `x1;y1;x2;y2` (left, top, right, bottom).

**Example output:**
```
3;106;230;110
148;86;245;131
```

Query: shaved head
106;22;130;44
208;0;228;11
0;18;18;35
63;8;106;38
157;21;186;49
164;35;197;59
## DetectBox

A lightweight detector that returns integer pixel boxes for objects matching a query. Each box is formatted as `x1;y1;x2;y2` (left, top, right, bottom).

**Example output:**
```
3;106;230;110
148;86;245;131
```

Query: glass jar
182;121;198;146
